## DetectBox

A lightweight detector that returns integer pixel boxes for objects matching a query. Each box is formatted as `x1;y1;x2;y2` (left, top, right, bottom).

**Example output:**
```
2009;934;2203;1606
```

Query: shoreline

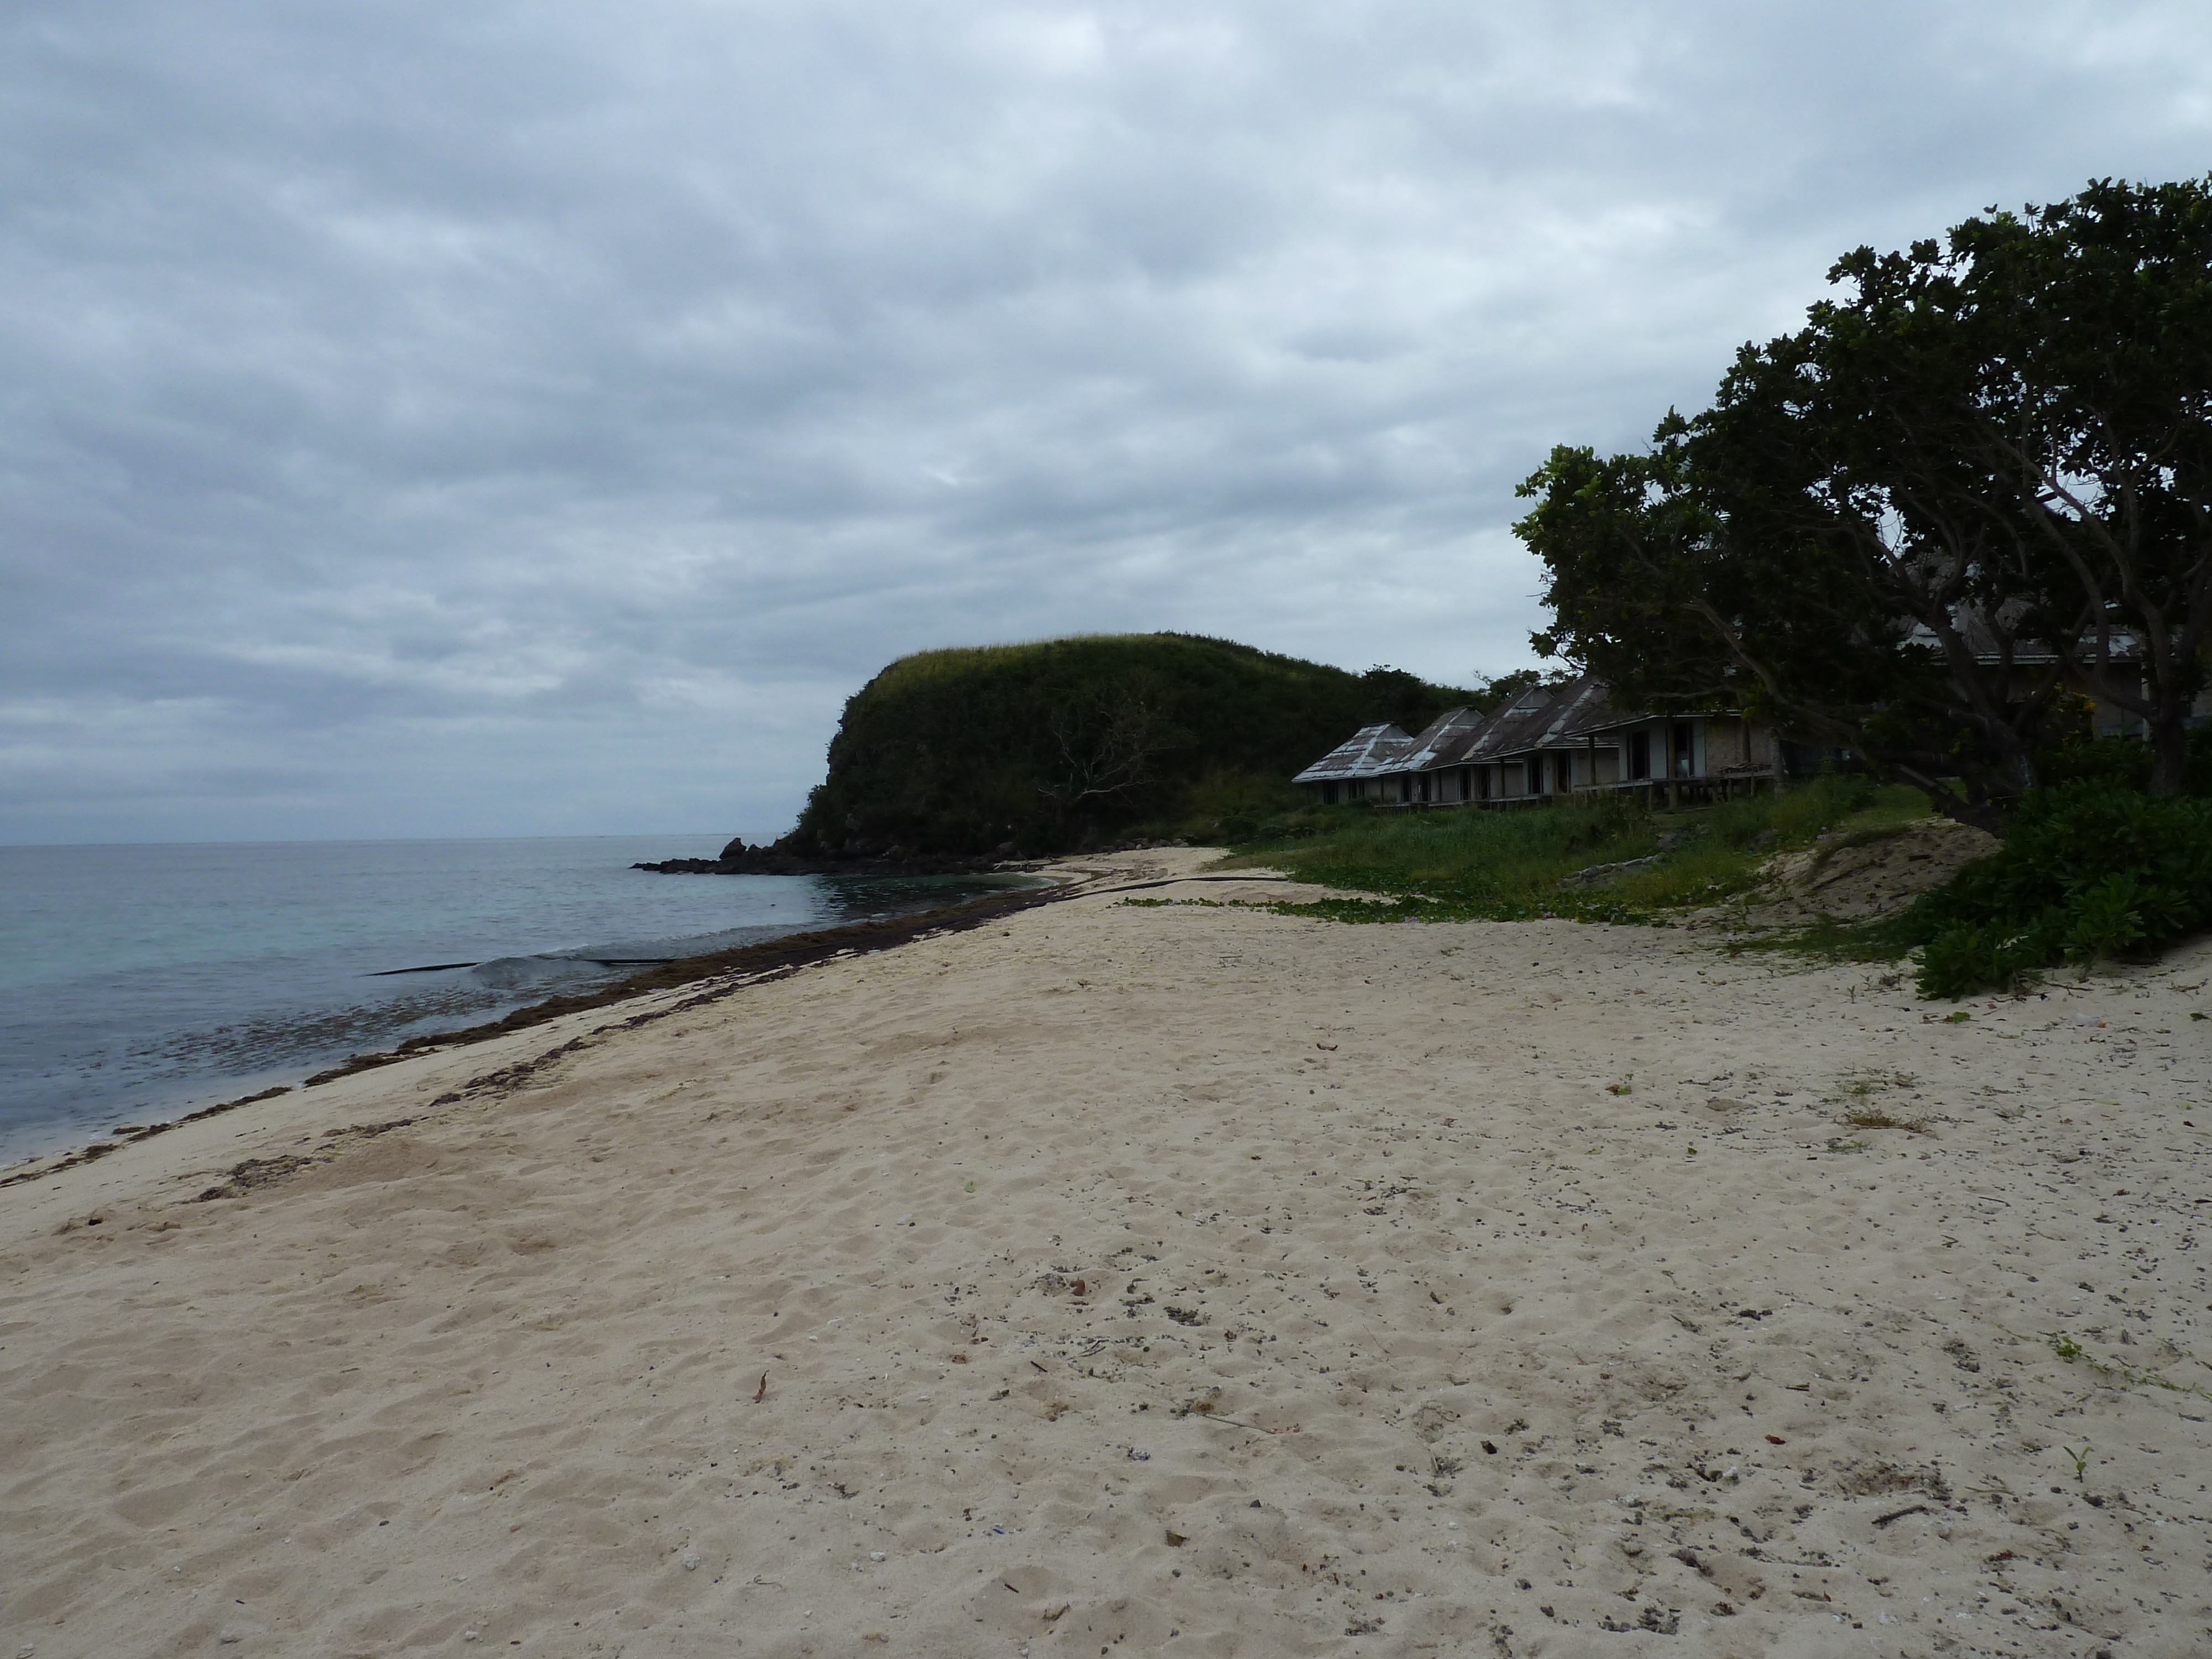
4;850;2209;1655
0;868;1067;1185
0;849;1262;1224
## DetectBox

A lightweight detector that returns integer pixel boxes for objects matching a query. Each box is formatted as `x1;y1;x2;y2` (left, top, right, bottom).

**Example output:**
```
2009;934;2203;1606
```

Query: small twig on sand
1193;1413;1301;1435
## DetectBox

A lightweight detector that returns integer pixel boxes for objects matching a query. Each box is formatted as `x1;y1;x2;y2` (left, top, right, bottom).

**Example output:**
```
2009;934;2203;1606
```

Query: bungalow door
1628;731;1650;780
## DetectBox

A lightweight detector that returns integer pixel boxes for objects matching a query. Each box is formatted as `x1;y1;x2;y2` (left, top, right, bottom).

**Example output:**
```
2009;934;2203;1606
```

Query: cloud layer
4;0;2208;841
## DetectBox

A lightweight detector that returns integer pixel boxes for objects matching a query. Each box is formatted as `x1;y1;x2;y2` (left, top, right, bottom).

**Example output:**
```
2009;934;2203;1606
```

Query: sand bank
4;849;2209;1658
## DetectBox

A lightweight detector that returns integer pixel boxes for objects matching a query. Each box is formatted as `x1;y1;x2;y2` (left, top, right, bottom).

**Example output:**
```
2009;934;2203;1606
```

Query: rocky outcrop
632;838;1005;877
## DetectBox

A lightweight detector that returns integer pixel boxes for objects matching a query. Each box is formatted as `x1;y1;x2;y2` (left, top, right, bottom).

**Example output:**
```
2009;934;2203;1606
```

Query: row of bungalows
1292;674;1784;808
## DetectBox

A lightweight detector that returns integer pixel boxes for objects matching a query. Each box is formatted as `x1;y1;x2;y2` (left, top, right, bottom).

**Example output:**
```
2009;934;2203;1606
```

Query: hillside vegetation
780;633;1489;858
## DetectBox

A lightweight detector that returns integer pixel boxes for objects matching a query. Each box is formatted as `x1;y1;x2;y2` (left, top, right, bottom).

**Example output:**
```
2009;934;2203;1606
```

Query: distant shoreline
634;851;1010;877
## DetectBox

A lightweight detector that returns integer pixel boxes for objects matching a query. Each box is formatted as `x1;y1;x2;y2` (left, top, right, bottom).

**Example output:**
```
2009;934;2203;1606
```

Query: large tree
1519;177;2212;831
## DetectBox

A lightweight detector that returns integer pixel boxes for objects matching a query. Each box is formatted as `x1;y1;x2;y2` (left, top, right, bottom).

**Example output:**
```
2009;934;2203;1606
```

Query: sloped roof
1396;705;1494;771
1517;674;1622;750
1903;612;2142;666
1292;722;1416;783
1452;683;1568;763
1292;675;1759;784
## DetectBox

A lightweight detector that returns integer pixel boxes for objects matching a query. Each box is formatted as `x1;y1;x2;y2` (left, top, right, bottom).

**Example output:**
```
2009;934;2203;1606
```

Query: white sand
4;848;2210;1658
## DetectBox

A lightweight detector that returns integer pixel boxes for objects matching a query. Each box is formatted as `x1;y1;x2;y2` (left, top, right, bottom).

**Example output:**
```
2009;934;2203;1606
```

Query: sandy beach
4;848;2209;1659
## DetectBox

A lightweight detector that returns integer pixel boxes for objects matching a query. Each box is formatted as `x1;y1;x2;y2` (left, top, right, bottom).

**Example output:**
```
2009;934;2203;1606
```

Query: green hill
779;633;1485;858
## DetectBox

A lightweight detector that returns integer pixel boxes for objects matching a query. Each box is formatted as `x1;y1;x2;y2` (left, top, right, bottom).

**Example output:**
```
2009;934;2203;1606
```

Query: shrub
1902;780;2212;997
2035;726;2212;795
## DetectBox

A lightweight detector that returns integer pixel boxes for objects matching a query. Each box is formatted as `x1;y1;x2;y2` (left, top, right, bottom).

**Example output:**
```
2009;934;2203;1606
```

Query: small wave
466;956;632;990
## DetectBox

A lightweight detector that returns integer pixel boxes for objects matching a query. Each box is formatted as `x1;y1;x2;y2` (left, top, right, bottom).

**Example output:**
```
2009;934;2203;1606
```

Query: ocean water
0;836;1019;1165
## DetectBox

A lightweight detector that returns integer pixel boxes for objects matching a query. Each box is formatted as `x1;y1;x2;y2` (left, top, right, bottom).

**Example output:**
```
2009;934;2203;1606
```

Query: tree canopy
1517;176;2212;832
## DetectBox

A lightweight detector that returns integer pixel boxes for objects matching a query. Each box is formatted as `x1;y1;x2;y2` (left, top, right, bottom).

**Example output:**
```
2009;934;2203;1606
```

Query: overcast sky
3;1;2208;844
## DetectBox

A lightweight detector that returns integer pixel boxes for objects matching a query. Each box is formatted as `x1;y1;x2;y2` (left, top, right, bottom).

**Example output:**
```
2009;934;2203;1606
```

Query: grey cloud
3;0;2209;842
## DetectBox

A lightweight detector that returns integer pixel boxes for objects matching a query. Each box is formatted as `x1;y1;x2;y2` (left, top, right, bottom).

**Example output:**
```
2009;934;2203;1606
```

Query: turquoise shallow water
0;836;1015;1164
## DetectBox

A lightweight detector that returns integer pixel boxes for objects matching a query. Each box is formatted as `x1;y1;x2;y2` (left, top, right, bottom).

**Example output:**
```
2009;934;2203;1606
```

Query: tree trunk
1922;790;2012;838
2146;700;2192;796
1890;762;2014;837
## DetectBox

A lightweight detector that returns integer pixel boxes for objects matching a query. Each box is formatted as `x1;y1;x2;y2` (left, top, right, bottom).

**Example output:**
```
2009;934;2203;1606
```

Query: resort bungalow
1294;675;1782;809
1292;721;1420;804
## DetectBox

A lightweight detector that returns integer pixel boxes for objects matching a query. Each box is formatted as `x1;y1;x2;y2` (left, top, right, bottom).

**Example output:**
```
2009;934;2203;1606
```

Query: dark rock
633;842;1005;877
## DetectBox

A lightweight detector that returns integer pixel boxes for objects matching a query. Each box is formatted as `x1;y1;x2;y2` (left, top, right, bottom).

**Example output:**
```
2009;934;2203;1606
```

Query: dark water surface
0;836;1019;1165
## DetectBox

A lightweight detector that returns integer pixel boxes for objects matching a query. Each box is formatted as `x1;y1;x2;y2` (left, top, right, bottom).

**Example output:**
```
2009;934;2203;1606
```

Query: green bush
2034;726;2212;794
1901;779;2212;997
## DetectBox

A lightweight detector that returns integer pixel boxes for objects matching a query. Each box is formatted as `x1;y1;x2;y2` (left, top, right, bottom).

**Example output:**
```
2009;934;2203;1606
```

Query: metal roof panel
1291;722;1417;782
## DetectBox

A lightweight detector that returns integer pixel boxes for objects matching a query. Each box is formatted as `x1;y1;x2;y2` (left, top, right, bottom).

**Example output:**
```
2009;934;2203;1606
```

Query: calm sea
0;836;1018;1165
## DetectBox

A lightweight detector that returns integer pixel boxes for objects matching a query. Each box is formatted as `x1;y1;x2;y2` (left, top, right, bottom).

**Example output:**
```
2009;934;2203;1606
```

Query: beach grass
1220;772;1931;931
